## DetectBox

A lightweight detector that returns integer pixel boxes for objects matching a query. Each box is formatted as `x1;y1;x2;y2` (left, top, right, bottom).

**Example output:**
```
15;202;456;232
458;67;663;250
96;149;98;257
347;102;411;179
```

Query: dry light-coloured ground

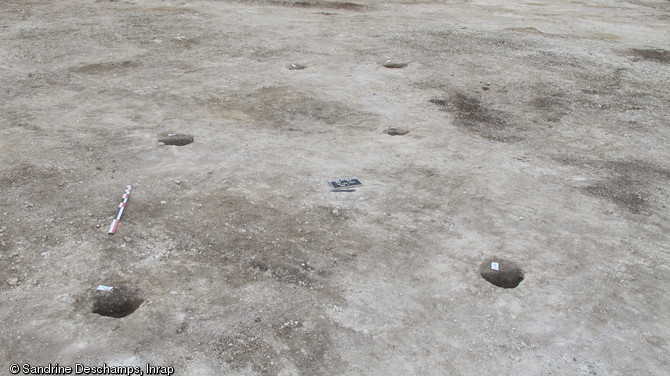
1;0;669;375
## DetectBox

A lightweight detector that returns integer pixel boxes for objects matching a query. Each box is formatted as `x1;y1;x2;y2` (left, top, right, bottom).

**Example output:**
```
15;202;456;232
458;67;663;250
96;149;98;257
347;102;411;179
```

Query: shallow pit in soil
92;285;145;318
383;60;408;68
384;127;409;136
479;258;524;288
158;133;194;146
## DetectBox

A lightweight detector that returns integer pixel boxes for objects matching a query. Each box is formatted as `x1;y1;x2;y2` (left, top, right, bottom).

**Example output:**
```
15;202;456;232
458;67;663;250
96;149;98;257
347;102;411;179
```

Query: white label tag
96;285;114;291
491;262;499;271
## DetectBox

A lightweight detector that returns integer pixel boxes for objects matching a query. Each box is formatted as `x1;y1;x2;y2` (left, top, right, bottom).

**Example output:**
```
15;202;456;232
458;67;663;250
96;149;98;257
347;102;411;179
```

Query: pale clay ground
1;0;669;375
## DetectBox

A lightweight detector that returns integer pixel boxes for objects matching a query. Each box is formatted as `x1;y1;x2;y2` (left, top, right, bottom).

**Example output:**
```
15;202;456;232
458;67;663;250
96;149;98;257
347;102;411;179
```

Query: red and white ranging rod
108;185;132;235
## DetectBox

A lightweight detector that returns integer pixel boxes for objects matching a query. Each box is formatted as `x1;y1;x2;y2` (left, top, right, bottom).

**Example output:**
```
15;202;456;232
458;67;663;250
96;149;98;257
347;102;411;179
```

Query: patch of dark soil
584;161;670;213
0;164;61;189
250;260;271;272
157;191;363;292
531;92;568;123
558;158;670;213
268;0;365;10
207;86;370;127
214;321;342;375
326;1;365;10
479;258;524;288
429;98;449;108
429;94;518;141
453;93;501;126
271;264;315;287
583;182;646;213
630;48;670;63
251;258;317;287
142;6;201;14
273;320;336;374
215;331;280;375
91;285;144;318
452;93;519;142
395;29;527;61
571;69;660;113
71;60;140;75
290;1;313;7
505;27;544;34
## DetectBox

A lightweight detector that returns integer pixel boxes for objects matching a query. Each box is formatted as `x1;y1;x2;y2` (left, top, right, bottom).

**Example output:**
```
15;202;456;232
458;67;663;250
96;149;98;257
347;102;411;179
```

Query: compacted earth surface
1;0;669;375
